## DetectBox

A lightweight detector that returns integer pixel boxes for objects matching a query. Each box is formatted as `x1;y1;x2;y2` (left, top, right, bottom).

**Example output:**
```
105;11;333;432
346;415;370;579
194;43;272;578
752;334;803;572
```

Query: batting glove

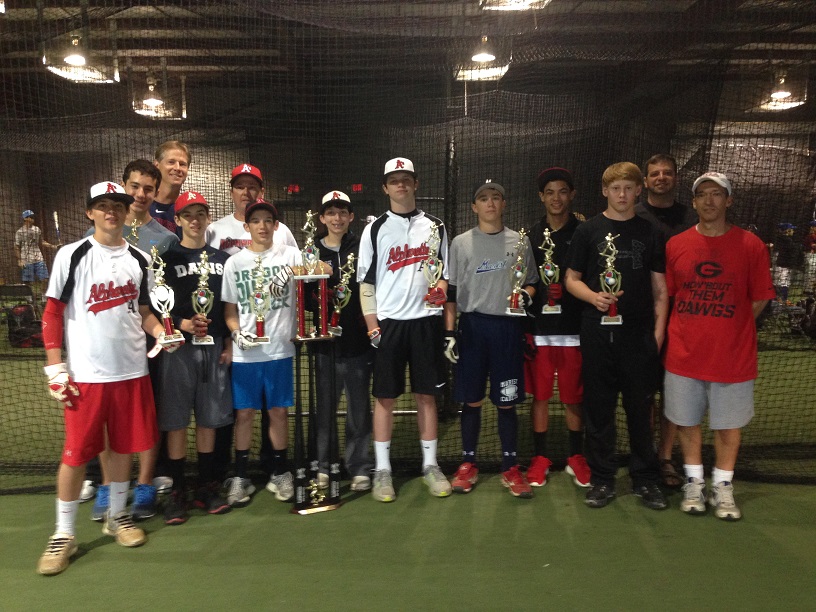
520;288;533;309
443;331;459;364
232;329;260;350
368;327;382;349
424;286;447;306
44;363;79;408
269;266;292;298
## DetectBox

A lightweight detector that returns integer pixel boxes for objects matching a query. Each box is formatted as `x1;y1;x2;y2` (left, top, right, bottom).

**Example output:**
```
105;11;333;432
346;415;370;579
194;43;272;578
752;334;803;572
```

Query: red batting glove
44;363;80;408
424;286;447;306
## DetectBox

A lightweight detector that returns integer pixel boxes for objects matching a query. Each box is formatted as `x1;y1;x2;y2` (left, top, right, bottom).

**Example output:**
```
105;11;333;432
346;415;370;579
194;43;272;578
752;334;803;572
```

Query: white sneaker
372;470;395;502
680;477;706;515
152;476;173;494
350;475;371;492
225;477;255;507
79;480;97;503
708;481;741;521
266;472;294;502
423;465;452;498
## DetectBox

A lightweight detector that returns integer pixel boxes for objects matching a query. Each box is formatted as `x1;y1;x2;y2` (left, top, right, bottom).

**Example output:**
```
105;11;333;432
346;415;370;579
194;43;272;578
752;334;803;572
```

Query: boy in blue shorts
222;199;301;506
443;182;538;498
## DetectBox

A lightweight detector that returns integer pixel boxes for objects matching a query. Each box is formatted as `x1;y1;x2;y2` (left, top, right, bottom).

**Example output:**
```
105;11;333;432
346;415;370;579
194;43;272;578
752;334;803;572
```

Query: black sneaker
585;483;616;508
633;483;668;510
194;482;231;515
163;490;189;525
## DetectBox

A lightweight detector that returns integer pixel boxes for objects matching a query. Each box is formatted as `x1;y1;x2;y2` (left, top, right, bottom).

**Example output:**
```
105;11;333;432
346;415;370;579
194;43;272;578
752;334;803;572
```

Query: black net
2;0;815;492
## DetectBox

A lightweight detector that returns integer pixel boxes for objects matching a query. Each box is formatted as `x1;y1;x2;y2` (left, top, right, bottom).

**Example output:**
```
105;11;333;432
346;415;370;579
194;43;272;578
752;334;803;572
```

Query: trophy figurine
149;246;185;346
506;228;530;316
126;218;141;248
423;222;444;311
538;228;562;314
599;233;623;325
251;255;271;343
328;253;355;337
191;250;215;345
292;210;330;340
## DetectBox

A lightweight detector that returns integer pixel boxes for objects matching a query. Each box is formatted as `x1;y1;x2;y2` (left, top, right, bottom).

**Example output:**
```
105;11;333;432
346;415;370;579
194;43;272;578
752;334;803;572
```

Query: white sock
712;468;734;486
684;464;704;481
55;499;79;536
421;439;438;469
374;441;391;472
109;481;129;515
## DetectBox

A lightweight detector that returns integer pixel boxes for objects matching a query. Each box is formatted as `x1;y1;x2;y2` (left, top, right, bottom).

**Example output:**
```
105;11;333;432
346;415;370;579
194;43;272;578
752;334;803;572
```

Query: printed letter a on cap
333;192;341;199
106;183;117;193
242;164;252;173
395;160;405;169
188;191;196;200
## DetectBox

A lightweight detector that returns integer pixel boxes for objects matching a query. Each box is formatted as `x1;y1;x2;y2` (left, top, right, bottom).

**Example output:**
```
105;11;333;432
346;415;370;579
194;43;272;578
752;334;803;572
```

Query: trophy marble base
255;336;270;343
159;331;185;346
541;305;562;315
505;307;527;316
290;500;343;515
328;325;343;337
292;331;333;342
424;303;443;311
601;315;623;325
192;335;214;345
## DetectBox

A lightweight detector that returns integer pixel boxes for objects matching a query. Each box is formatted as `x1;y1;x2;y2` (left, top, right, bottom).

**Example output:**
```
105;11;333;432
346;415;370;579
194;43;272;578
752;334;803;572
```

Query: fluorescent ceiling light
46;65;114;83
482;0;551;11
454;64;509;81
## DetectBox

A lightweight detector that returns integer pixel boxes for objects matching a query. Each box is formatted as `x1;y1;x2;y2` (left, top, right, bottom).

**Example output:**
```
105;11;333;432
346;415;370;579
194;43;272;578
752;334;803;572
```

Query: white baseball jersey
222;243;302;363
46;237;151;383
357;209;448;321
15;225;45;264
206;214;297;255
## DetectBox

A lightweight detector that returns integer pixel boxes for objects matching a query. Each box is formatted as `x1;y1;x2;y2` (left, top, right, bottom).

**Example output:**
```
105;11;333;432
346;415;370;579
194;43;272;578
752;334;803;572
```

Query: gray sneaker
681;477;706;515
708;481;741;521
350;475;372;492
422;465;452;498
225;477;255;507
372;469;395;502
266;472;294;502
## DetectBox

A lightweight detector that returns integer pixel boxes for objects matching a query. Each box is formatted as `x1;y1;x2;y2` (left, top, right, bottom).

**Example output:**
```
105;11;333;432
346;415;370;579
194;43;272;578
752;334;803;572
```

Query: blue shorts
454;312;525;406
232;358;293;410
22;261;48;282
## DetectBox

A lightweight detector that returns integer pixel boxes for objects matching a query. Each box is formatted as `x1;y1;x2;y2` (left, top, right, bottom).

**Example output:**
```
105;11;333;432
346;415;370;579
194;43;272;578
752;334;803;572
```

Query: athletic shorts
232;358;293;410
62;376;158;467
455;312;525;406
22;261;48;282
372;316;446;398
155;338;234;431
663;371;755;430
524;342;583;404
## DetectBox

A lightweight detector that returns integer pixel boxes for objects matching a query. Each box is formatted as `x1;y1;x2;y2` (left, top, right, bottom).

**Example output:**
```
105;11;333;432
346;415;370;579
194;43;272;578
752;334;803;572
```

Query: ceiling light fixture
770;74;791;100
142;72;163;108
472;36;496;63
63;36;86;67
759;70;806;111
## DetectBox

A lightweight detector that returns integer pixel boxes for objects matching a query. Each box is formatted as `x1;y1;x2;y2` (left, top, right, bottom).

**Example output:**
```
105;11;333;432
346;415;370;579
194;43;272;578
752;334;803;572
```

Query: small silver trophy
599;233;623;325
251;255;271;343
539;228;562;315
506;228;529;316
423;222;444;311
191;250;215;345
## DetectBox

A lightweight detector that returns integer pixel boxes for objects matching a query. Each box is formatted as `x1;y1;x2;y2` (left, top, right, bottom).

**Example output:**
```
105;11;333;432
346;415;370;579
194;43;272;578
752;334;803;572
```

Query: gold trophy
148;246;185;347
292;210;330;340
328;253;355;337
506;228;530;316
191;250;215;345
599;233;623;325
251;254;271;343
538;228;562;314
423;221;444;311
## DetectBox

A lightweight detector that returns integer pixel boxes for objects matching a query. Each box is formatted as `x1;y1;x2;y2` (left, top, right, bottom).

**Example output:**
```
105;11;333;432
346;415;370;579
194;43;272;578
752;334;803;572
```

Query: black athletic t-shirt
566;213;665;325
635;200;696;240
159;244;230;340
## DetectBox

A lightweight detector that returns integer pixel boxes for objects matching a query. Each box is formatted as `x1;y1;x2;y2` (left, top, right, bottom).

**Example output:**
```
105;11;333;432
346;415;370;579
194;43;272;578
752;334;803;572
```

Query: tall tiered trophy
538;228;562;314
191;250;215;345
149;246;185;343
328;253;355;337
423;222;444;310
251;255;271;343
599;233;623;325
506;228;530;316
292;210;331;340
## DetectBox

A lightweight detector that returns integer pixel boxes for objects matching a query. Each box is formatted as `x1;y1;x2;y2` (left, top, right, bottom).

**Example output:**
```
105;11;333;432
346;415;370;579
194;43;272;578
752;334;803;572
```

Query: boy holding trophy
221;199;301;507
565;162;669;510
153;191;234;524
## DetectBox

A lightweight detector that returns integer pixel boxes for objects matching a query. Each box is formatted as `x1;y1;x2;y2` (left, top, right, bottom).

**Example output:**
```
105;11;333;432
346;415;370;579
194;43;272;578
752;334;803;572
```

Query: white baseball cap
87;181;134;207
321;190;351;205
383;157;416;180
692;172;732;196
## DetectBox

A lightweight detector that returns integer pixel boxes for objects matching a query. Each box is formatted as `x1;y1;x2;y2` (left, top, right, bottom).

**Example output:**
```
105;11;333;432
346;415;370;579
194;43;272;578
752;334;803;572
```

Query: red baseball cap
244;197;278;221
175;191;209;214
231;163;263;186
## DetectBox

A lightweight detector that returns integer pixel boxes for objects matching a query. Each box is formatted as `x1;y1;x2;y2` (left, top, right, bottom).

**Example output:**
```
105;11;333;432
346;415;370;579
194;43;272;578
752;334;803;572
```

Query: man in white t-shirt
36;181;183;576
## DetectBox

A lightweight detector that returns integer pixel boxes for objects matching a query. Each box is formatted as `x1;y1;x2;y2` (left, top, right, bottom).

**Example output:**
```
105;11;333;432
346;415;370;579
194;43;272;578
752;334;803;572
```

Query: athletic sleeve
221;256;238;304
42;297;66;350
447;236;460;287
438;222;450;281
357;222;374;284
45;244;71;301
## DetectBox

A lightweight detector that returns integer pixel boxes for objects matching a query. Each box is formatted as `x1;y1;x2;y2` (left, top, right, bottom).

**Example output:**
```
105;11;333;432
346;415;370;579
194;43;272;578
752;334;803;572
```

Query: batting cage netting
1;1;815;492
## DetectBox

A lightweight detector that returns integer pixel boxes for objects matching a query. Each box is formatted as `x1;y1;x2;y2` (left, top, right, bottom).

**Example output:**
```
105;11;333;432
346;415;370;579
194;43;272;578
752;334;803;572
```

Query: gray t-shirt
448;226;538;316
85;218;178;256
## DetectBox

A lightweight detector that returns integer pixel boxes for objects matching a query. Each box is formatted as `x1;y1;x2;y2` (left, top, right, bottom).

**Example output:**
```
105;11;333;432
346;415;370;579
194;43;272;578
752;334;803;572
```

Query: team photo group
33;140;774;576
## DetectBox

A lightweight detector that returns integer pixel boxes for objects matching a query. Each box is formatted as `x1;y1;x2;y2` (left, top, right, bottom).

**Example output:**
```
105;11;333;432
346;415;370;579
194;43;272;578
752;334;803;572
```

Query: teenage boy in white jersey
37;181;183;576
207;163;297;483
221;199;305;506
444;182;539;498
357;157;452;502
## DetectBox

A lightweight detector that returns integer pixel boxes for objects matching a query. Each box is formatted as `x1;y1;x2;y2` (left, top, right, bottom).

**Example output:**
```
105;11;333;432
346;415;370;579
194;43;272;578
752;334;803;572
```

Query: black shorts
372;316;446;398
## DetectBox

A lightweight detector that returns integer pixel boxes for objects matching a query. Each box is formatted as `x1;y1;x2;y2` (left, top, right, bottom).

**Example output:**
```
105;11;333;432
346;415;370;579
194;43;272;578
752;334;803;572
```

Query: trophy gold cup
599;233;623;325
328;253;355;337
538;228;562;315
423;222;444;311
506;228;530;316
251;255;271;343
191;250;215;345
292;210;331;340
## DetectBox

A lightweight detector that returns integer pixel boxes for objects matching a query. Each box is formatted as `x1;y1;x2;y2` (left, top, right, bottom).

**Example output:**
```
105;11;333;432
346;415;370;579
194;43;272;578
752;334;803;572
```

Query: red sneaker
451;462;478;494
526;455;552;487
501;465;533;498
566;454;592;488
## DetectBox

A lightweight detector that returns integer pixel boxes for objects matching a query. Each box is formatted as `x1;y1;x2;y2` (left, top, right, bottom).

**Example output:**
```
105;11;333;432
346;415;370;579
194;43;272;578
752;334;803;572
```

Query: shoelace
112;513;137;531
46;536;72;554
716;485;735;506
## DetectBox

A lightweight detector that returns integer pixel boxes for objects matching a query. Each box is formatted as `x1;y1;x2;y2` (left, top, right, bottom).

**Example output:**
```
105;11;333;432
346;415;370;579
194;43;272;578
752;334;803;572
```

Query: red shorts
62;376;158;467
524;344;583;404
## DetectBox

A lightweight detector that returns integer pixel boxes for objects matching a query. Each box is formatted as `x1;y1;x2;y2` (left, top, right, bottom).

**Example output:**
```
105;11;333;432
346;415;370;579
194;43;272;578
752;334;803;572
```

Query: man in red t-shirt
663;172;774;521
